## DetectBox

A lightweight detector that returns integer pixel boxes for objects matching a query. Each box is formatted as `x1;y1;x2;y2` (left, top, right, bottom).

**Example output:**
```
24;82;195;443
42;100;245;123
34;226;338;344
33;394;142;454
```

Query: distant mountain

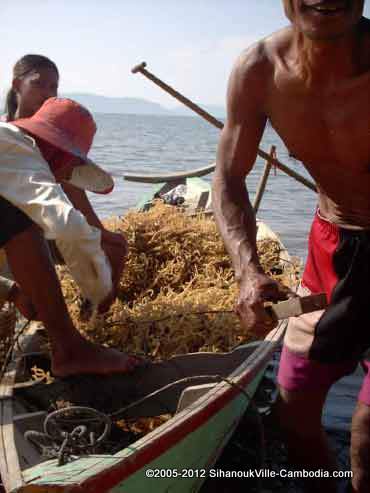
0;93;226;118
63;93;226;118
171;104;226;118
62;93;170;115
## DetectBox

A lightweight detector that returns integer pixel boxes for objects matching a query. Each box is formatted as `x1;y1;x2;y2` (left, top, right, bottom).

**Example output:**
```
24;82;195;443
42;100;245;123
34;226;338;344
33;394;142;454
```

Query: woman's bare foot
51;335;143;377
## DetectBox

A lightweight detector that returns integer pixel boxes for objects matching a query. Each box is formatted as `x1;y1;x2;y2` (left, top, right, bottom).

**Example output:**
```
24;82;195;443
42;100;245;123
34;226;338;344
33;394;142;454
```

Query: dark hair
5;54;59;121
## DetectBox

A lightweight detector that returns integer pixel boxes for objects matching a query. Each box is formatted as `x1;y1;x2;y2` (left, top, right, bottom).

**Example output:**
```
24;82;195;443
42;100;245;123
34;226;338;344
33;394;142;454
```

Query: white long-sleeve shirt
0;122;112;306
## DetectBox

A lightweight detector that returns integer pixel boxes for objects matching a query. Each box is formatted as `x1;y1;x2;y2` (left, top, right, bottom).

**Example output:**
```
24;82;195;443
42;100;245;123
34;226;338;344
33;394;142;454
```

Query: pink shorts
278;212;370;405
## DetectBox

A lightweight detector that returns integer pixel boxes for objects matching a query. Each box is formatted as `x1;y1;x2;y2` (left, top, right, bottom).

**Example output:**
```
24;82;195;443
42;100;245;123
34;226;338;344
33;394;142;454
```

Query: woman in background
3;54;126;311
4;54;59;121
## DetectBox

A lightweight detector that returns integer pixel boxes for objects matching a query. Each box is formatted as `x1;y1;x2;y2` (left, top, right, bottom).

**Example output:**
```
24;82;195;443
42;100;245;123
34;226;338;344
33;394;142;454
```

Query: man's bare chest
267;84;370;171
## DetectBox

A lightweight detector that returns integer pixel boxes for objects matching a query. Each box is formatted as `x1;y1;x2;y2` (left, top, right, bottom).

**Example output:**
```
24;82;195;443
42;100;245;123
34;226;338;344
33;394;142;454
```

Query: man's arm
61;182;127;248
212;45;290;335
61;183;103;229
213;46;267;279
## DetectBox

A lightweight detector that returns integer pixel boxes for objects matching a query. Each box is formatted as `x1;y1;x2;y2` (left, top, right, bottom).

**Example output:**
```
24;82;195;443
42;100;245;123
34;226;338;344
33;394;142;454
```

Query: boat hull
1;177;291;493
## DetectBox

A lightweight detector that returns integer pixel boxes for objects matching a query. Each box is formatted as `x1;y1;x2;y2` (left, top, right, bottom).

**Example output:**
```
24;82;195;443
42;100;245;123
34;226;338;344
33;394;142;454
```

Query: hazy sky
1;1;370;107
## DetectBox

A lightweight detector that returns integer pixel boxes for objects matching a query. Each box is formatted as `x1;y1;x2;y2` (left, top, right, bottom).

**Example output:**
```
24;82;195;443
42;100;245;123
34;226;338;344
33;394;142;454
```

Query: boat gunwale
0;344;25;492
19;321;287;492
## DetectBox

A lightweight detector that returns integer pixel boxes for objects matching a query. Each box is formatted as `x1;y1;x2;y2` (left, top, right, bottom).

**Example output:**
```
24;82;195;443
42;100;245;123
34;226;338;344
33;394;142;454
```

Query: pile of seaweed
58;201;299;360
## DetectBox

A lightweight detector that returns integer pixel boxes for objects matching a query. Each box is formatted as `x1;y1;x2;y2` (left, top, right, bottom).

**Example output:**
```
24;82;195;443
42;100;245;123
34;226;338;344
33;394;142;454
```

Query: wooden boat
0;176;294;493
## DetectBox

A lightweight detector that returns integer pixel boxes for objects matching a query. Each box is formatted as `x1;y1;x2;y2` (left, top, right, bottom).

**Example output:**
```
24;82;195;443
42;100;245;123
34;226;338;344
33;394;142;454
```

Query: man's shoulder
234;27;293;82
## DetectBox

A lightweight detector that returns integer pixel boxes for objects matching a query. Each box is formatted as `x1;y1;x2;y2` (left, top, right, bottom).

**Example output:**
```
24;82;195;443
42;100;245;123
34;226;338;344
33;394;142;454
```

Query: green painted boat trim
22;366;265;491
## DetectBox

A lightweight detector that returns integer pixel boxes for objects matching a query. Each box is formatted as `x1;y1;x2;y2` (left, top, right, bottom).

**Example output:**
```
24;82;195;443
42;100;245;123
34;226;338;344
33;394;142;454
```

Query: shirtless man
212;1;370;491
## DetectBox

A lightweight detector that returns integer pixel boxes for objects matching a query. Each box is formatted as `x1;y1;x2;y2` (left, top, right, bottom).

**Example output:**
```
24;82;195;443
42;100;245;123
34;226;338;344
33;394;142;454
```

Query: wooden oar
132;62;317;193
124;162;216;183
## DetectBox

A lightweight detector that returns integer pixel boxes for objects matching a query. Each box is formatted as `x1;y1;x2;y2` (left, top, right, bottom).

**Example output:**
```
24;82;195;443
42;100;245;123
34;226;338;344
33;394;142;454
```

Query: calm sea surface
90;113;315;259
90;113;360;467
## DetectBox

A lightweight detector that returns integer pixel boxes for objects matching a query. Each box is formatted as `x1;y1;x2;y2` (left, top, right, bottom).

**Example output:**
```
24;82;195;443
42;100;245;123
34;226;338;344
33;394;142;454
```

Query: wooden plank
0;352;24;492
0;397;24;491
24;457;108;485
0;328;44;491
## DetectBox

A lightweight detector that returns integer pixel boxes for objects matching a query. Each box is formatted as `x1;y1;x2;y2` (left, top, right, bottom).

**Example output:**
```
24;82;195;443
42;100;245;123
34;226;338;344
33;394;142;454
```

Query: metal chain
25;407;111;466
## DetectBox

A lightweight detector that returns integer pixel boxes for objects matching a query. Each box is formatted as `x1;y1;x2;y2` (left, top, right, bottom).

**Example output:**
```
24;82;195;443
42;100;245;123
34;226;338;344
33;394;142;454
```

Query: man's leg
5;224;140;376
350;362;370;492
351;402;370;493
276;385;338;493
276;344;357;493
0;195;39;319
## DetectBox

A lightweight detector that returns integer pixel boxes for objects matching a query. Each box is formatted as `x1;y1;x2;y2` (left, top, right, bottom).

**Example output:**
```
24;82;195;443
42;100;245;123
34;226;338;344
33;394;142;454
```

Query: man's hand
79;229;128;317
98;229;128;313
101;229;128;254
101;229;128;290
236;269;295;337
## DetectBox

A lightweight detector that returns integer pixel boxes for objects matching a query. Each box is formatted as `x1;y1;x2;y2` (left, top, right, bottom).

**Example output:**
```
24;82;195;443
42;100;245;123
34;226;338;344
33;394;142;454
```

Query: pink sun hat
13;97;114;194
